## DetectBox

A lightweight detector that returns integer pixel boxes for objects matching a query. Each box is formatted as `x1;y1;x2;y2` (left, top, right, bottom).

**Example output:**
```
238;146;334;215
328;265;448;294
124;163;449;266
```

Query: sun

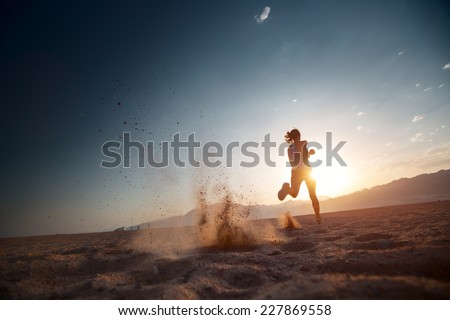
308;166;351;198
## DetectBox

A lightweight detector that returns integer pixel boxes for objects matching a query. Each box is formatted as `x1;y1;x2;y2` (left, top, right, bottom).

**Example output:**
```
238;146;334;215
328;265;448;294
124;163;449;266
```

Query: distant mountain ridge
131;169;450;230
318;169;450;212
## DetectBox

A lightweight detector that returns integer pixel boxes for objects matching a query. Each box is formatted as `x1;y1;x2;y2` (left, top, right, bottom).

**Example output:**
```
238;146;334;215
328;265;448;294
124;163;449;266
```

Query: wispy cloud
412;115;424;123
385;141;393;147
377;142;450;171
415;83;420;88
423;87;432;92
292;98;298;103
438;83;445;88
426;142;450;156
357;112;363;116
357;125;363;131
255;7;271;24
443;62;450;70
410;132;424;142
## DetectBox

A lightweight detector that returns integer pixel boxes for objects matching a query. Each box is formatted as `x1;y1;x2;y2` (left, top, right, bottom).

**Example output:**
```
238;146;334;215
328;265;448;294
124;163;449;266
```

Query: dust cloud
196;184;278;250
280;212;301;229
130;180;279;255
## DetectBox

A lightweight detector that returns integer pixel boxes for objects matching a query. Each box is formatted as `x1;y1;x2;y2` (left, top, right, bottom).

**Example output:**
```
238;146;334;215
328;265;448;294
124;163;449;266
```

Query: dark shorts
291;168;315;190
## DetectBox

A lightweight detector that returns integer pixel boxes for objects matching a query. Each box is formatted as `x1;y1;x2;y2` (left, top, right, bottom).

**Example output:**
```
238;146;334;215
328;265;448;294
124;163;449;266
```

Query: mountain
131;169;450;230
320;169;450;212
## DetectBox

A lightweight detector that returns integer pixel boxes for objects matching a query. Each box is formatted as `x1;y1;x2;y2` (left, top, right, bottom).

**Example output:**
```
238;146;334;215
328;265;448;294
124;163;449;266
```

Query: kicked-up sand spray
196;185;277;249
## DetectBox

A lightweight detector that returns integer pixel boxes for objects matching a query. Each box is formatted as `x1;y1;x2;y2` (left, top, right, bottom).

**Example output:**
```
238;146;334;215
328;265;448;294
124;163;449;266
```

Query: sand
1;201;449;299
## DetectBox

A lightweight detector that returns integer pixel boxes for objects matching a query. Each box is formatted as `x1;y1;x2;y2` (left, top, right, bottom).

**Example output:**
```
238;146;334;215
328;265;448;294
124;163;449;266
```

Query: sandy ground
1;201;449;299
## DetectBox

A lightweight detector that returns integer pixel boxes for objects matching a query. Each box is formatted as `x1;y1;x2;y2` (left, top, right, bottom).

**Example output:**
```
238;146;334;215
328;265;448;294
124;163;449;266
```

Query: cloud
426;142;450;156
292;98;298;103
255;7;271;24
412;115;424;123
415;83;420;88
423;87;432;92
357;112;363;116
377;142;450;172
443;62;450;70
438;83;445;88
357;125;363;131
385;141;393;147
410;132;424;142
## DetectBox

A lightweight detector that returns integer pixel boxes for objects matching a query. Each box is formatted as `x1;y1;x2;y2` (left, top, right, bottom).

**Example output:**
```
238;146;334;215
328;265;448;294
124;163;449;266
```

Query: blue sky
1;0;449;237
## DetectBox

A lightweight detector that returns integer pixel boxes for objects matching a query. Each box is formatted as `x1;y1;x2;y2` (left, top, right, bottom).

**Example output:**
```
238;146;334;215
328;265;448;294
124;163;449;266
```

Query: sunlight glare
309;166;352;198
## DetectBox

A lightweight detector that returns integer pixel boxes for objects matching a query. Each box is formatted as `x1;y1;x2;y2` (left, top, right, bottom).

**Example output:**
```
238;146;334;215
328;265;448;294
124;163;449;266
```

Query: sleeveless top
288;142;310;171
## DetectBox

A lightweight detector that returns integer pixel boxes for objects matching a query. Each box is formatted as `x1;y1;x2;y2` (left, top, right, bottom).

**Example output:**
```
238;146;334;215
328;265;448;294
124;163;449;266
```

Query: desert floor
1;201;449;299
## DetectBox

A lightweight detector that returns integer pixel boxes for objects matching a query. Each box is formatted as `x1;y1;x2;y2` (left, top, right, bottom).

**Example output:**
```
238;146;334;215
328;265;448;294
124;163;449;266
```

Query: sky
1;0;449;237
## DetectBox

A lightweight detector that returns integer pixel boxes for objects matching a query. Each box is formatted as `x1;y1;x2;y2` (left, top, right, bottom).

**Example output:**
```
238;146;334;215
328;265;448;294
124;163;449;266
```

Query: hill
133;169;450;230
